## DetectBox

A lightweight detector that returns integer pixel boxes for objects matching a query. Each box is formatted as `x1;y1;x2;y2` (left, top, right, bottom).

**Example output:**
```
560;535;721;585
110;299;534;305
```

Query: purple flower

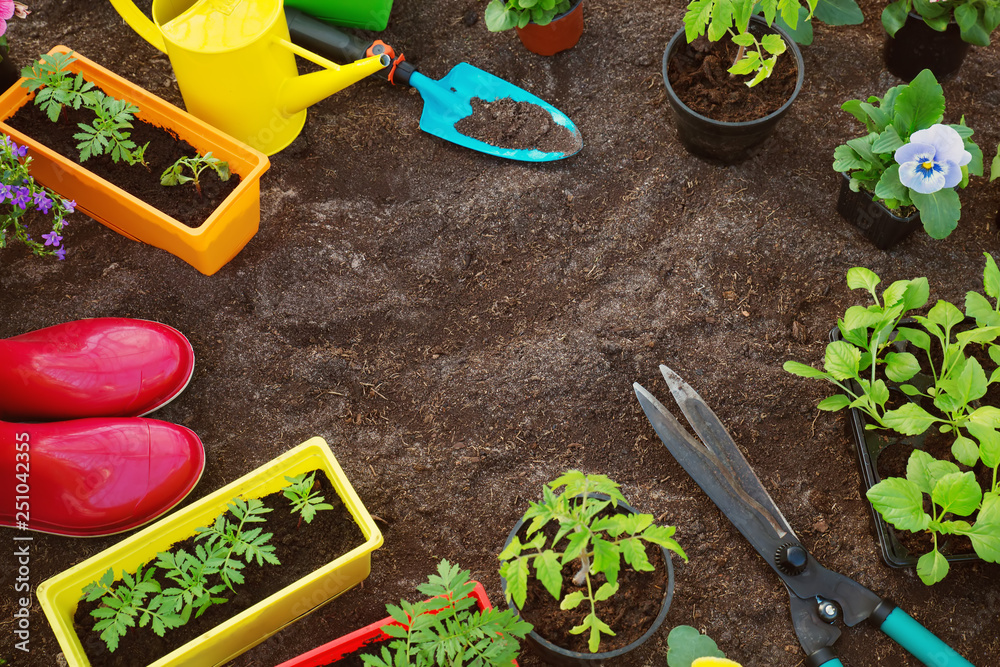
0;184;11;203
63;199;76;213
11;186;31;209
42;230;62;247
33;190;53;214
54;246;66;261
15;144;27;158
894;124;972;195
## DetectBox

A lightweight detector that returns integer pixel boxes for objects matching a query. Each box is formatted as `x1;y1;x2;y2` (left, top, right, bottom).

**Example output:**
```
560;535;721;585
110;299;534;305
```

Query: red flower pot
275;582;520;666
515;0;584;56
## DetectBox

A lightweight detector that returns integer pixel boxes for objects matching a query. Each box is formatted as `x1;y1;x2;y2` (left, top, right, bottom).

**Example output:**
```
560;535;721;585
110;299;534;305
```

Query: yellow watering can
108;0;388;155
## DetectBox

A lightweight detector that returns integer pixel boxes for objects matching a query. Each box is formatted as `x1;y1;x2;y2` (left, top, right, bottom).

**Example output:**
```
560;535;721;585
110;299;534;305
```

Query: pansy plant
833;68;982;239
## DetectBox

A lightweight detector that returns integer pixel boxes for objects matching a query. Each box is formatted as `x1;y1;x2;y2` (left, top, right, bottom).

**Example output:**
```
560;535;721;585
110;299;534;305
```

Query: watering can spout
277;47;389;116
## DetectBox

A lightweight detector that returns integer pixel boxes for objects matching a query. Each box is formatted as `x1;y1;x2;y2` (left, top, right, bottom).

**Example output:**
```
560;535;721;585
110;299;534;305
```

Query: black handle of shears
285;7;416;86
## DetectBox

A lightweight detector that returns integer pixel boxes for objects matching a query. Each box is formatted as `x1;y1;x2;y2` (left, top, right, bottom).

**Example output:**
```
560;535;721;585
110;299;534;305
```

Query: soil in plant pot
72;470;364;667
5;86;240;229
510;509;670;654
453;97;582;154
666;26;798;122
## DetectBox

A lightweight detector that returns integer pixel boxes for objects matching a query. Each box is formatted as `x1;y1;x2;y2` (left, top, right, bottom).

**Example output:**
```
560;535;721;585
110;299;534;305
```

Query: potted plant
661;0;810;163
484;0;585;56
0;46;269;276
832;68;982;249
498;471;686;664
277;559;531;666
36;437;384;667
882;0;1000;81
783;257;1000;585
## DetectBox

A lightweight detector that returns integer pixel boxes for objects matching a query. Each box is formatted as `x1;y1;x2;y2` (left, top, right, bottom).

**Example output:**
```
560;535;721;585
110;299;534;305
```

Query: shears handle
880;607;974;667
809;606;974;667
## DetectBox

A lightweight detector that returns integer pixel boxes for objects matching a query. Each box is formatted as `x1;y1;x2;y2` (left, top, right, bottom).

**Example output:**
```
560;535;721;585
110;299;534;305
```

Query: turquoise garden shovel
286;8;582;162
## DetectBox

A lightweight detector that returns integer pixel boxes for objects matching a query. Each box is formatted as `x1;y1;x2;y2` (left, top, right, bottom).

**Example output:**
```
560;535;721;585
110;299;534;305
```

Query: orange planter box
0;46;269;276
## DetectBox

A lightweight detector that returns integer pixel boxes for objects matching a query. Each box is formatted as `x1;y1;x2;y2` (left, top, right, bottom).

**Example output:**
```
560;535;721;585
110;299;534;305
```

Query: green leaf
965;292;1000;327
874;164;909;202
833;144;867;172
666;625;726;667
951;435;981;467
968;493;1000;562
684;0;716;41
883;402;938;436
884;352;920;382
906;449;959;496
535;550;563;601
817;394;851;411
783;360;826;378
867;476;931;532
560;591;585;610
984;252;1000;298
846;266;880;294
813;0;863;25
731;32;756;47
881;0;909;36
760;33;786;55
824;340;861;380
591;535;621;584
927;299;965;331
931;471;981;517
594;581;619;602
967;422;1000;468
910;185;961;240
871;126;905;154
895;326;930;351
892;68;945;136
916;549;950;585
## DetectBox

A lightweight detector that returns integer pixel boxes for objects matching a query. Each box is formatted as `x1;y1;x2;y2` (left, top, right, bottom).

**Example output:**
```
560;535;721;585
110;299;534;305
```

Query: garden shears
633;364;975;667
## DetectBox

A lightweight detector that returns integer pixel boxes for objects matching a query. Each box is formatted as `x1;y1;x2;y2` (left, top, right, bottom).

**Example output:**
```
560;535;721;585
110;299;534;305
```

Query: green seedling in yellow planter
283;471;334;526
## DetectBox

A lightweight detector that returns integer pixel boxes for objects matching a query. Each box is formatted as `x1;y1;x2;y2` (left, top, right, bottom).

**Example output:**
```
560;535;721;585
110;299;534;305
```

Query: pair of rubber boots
1;318;204;537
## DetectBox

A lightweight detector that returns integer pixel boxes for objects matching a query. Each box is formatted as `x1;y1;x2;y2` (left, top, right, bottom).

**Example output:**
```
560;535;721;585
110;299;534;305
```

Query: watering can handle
285;7;416;86
108;0;168;53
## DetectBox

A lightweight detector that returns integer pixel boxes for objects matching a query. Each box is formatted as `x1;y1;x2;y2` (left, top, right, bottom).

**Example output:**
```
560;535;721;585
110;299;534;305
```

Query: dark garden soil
2;1;1000;666
72;470;363;667
5;89;239;228
455;98;583;154
319;641;385;667
666;24;799;122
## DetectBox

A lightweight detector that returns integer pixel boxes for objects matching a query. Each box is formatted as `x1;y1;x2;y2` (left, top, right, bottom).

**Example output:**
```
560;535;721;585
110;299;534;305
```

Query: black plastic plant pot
661;17;804;164
830;326;983;570
499;494;675;667
884;12;971;82
836;173;921;250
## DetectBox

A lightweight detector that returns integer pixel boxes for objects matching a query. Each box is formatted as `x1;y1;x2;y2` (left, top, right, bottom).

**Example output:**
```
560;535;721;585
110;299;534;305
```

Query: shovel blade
411;63;581;162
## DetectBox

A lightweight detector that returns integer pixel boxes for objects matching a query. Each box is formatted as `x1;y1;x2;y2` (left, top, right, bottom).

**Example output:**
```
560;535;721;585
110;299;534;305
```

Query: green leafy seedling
194;497;280;591
73;92;148;166
80;566;182;653
499;471;687;653
155;545;229;623
666;625;727;667
20;51;98;122
160;152;231;196
283;471;334;526
362;559;533;667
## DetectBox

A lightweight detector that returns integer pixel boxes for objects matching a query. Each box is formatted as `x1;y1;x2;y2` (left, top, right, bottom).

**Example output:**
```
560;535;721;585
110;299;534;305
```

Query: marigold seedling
283;471;334;525
20;51;97;121
363;559;532;667
73;92;149;166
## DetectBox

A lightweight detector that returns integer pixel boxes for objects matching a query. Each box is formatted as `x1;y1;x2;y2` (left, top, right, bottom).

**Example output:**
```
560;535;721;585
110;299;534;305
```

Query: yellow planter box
0;46;270;276
36;437;383;667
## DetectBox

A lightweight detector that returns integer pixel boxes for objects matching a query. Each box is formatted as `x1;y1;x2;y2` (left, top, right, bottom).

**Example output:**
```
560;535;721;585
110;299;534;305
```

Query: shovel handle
285;8;415;86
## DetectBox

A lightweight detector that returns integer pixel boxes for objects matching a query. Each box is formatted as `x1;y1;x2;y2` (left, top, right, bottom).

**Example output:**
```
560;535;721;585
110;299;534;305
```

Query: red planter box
276;582;520;666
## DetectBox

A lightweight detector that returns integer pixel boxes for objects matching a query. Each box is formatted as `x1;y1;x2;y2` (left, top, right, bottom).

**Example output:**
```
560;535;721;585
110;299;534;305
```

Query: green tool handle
285;7;416;86
880;607;974;667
